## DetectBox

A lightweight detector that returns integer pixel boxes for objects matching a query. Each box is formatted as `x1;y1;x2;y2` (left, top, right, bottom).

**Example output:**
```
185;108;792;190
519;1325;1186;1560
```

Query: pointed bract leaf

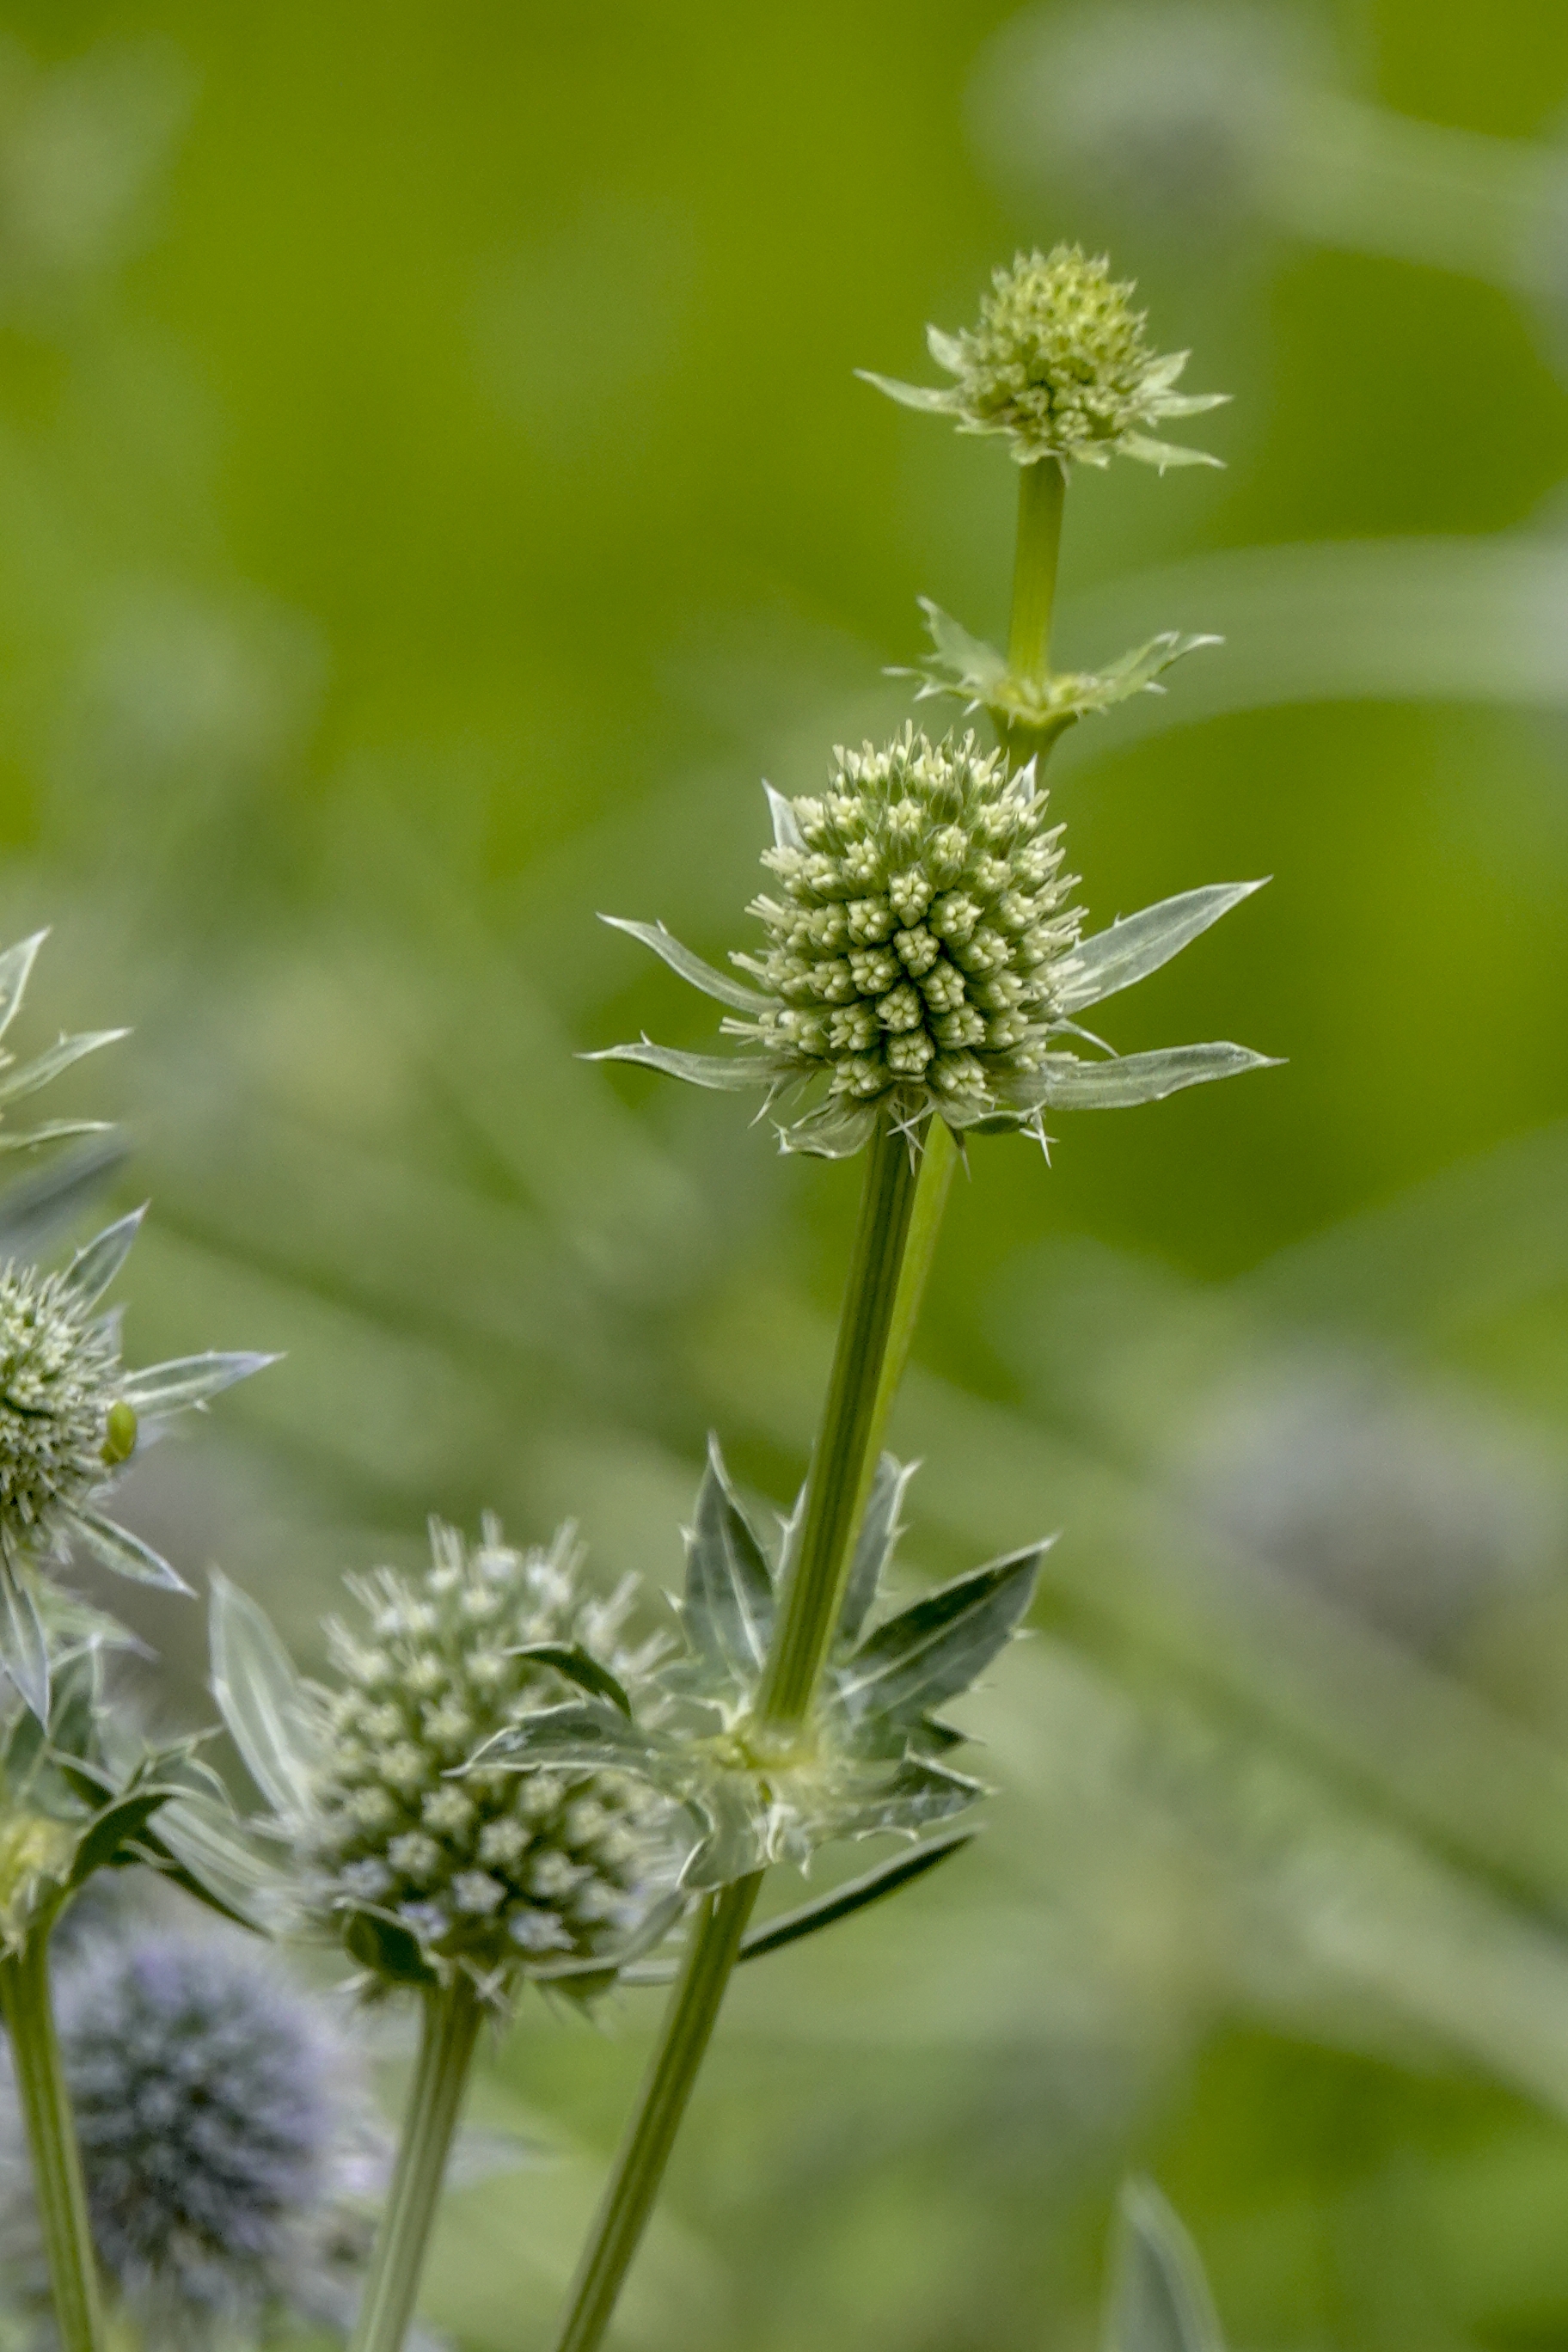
1057;884;1268;1015
1111;2181;1225;2352
0;1554;49;1720
73;1510;192;1593
586;1041;772;1092
147;1797;291;1932
508;1643;632;1718
1119;432;1224;472
776;1099;879;1159
836;1544;1048;1729
685;1436;775;1682
60;1206;146;1308
918;600;1009;695
599;917;769;1014
741;1828;973;1962
466;1700;659;1779
1032;1044;1281;1111
118;1351;279;1417
836;1453;916;1650
0;1118;115;1155
834;1758;985;1839
208;1571;321;1817
763;782;804;851
854;367;959;415
0;1031;129;1108
682;1773;768;1890
0;933;47;1044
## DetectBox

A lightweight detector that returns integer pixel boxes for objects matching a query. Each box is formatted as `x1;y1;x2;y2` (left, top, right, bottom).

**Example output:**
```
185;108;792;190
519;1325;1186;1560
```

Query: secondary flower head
860;243;1227;470
596;727;1277;1155
211;1519;694;2002
0;1926;380;2349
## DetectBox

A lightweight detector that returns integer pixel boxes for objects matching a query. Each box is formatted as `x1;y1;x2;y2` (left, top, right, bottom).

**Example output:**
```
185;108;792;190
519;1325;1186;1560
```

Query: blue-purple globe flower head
0;1925;380;2349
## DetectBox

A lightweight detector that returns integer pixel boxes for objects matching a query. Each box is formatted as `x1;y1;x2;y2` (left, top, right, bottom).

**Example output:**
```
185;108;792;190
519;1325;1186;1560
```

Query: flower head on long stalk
595;726;1275;1155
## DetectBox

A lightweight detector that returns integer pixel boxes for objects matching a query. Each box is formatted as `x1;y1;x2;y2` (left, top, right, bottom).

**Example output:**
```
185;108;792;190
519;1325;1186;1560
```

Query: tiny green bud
101;1399;138;1466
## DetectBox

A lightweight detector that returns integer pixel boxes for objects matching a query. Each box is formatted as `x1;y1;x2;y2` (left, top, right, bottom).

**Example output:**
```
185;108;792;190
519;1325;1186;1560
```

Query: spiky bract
0;1265;120;1562
861;243;1226;470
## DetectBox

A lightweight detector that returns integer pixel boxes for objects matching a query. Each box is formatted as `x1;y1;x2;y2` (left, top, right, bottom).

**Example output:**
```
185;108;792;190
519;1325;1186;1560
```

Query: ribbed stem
1007;457;1066;684
349;1975;483;2352
549;1877;761;2352
755;1109;926;1737
0;1935;106;2352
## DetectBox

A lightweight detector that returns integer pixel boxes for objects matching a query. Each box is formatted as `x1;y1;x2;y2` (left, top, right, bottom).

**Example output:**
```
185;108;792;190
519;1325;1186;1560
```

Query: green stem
348;1975;483;2352
0;1934;106;2352
1006;457;1065;685
550;1877;761;2352
862;1116;956;1469
754;1108;926;1738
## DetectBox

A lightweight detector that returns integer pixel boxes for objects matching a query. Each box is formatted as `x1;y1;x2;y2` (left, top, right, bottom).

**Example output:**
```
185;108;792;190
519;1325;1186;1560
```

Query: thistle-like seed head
732;726;1081;1135
861;242;1227;471
305;1516;687;1983
0;1263;122;1556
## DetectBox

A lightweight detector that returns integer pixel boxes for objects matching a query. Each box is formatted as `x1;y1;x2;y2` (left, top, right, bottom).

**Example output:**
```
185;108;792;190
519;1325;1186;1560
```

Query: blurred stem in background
546;435;1067;2352
0;1938;107;2352
348;1977;482;2352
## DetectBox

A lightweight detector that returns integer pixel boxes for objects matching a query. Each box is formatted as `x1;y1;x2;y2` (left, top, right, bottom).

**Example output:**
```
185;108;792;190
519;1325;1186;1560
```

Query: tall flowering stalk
545;247;1274;2352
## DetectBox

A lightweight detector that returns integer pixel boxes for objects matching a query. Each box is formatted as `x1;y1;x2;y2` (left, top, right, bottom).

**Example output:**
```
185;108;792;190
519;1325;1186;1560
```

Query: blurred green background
6;0;1568;2346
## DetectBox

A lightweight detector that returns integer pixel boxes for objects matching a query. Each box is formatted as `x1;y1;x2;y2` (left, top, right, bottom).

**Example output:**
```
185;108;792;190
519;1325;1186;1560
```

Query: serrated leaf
118;1350;280;1417
600;917;769;1014
1110;2180;1225;2352
208;1571;321;1817
1029;1043;1282;1112
0;1552;49;1721
834;1758;984;1838
836;1453;916;1651
72;1510;192;1593
60;1206;146;1308
585;1040;773;1091
0;1030;128;1108
1057;884;1268;1015
0;933;47;1043
917;600;1008;695
836;1544;1047;1730
685;1436;775;1683
508;1643;632;1717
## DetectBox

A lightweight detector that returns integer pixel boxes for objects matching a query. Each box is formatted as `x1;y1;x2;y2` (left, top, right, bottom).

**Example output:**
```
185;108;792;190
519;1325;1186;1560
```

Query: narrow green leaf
60;1206;146;1308
836;1544;1048;1729
0;1030;128;1108
508;1643;632;1717
0;1118;115;1155
836;1453;916;1650
72;1510;192;1593
207;1571;320;1816
1058;885;1268;1015
0;1551;49;1720
740;1828;974;1963
0;1136;126;1260
1031;1043;1281;1111
1110;2180;1225;2352
599;917;769;1014
684;1436;775;1683
0;932;47;1043
917;600;1009;695
585;1040;772;1091
147;1797;291;1932
118;1351;280;1417
67;1789;173;1889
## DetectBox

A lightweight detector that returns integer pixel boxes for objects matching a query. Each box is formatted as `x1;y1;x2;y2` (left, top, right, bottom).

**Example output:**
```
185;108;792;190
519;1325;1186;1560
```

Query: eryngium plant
210;1517;690;2000
467;1442;1043;1890
600;729;1272;1155
0;1927;381;2351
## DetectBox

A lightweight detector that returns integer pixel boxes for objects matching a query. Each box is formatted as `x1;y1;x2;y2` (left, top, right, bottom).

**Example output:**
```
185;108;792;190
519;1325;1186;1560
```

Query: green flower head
596;726;1277;1156
861;243;1227;470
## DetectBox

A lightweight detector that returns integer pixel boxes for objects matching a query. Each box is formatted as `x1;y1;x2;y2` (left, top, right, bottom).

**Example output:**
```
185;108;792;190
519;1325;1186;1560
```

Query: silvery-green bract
597;726;1276;1155
895;597;1222;752
467;1442;1045;1892
209;1519;694;2002
859;243;1227;471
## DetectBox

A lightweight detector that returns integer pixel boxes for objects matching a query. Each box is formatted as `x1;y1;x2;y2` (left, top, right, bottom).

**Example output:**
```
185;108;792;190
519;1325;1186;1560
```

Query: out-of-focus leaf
0;1030;128;1107
685;1435;775;1681
1109;2180;1225;2352
599;916;769;1014
0;933;47;1044
0;1118;115;1155
0;1554;49;1721
207;1571;320;1816
836;1545;1048;1730
118;1349;279;1416
836;1453;916;1651
1058;884;1268;1015
0;1137;127;1259
59;1204;145;1308
683;1773;767;1890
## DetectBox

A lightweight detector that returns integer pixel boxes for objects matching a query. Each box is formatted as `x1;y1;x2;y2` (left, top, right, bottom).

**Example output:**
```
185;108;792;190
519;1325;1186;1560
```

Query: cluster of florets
0;1928;373;2349
304;1518;686;1981
862;243;1224;470
0;1261;125;1559
733;727;1081;1127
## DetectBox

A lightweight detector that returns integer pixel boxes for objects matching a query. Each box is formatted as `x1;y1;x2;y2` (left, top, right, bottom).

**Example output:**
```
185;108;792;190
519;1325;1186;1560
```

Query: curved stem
0;1933;105;2352
348;1975;483;2352
550;1877;761;2352
754;1109;926;1738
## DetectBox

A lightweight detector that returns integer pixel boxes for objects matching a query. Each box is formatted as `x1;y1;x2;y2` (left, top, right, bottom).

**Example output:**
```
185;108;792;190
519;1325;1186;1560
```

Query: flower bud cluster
0;1263;120;1559
305;1517;686;1980
735;726;1081;1126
